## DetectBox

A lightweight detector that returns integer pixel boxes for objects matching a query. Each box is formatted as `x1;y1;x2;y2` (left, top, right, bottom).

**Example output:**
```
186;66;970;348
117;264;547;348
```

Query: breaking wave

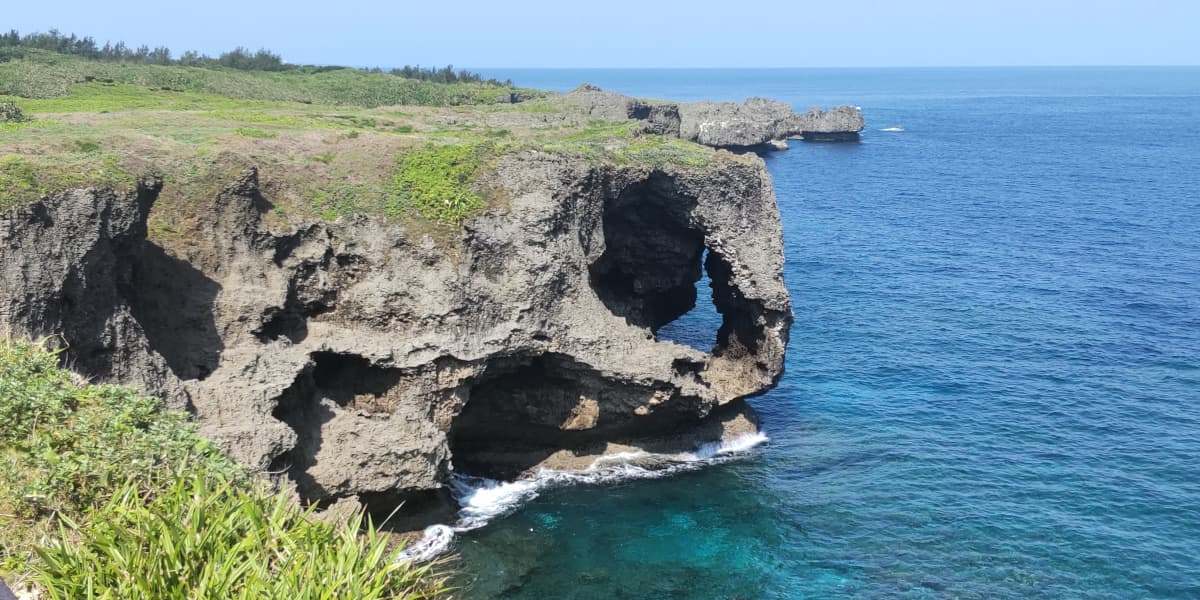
395;432;768;563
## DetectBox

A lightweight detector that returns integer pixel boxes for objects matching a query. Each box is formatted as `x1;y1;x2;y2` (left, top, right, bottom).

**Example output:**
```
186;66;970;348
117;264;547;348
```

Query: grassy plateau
0;48;717;241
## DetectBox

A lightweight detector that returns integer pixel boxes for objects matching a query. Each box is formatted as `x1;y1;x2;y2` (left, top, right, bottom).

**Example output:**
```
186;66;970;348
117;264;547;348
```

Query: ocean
442;67;1200;599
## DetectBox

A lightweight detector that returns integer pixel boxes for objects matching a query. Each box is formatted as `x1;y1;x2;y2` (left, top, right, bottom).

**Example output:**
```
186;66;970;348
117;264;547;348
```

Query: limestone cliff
0;149;791;518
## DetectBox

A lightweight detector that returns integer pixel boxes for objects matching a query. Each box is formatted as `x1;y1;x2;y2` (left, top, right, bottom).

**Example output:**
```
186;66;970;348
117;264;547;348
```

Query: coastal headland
1;47;863;530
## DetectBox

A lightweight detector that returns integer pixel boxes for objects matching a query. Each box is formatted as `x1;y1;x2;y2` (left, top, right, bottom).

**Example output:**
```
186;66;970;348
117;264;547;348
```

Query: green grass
0;48;535;108
616;136;714;168
0;339;447;598
0;49;720;231
390;142;492;221
0;338;238;574
312;183;377;221
35;475;445;600
72;139;100;152
234;127;278;139
0;153;132;212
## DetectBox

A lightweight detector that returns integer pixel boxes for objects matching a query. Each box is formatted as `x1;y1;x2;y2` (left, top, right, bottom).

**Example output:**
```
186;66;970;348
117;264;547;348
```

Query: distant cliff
563;84;865;147
681;99;865;145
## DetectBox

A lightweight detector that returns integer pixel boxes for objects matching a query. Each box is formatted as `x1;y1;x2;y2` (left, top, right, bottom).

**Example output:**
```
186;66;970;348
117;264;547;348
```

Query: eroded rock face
0;151;792;517
0;179;189;408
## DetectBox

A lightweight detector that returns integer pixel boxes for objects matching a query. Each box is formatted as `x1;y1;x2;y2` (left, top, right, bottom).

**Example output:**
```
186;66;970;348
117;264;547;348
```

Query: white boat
881;125;905;132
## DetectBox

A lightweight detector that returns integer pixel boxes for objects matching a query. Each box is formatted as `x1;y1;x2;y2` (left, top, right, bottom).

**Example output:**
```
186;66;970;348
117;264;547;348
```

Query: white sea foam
394;524;456;563
395;432;768;563
452;475;542;530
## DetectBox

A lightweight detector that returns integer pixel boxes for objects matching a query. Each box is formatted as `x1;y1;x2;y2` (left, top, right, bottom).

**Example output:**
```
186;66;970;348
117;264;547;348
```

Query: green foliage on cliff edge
391;142;491;221
0;339;447;599
0;154;133;212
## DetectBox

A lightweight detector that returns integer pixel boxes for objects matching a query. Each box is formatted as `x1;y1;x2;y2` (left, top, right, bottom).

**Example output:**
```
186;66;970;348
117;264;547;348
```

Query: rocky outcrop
562;84;681;136
558;86;863;148
679;99;865;147
0;151;791;519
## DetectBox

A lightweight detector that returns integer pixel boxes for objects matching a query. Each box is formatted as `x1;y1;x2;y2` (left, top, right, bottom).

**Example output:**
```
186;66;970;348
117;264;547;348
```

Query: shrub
0;100;27;122
35;474;445;599
0;339;447;598
0;338;237;569
235;127;278;139
391;142;490;222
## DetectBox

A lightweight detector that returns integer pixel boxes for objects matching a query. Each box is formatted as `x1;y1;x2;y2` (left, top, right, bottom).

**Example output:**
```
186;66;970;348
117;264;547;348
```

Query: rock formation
0;150;792;518
679;99;865;146
561;84;682;136
561;86;864;148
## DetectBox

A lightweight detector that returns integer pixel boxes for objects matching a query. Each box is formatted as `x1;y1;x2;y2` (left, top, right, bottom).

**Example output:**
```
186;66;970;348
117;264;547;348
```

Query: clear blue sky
7;0;1200;68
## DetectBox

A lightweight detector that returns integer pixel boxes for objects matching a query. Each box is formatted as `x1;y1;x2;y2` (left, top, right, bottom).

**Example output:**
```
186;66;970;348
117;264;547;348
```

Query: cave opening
654;248;722;351
307;351;402;411
447;353;702;479
588;175;727;352
448;355;589;457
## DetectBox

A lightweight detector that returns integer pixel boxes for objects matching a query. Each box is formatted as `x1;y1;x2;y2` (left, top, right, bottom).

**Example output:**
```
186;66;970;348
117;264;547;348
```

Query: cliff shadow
270;358;330;501
128;242;223;381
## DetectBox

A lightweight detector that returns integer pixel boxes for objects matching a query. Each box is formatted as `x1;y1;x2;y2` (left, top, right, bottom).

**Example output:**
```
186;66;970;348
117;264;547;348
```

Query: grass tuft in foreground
0;339;446;598
35;475;444;600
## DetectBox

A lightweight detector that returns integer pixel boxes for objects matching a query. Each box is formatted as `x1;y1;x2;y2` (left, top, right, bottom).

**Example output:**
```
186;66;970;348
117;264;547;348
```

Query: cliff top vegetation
2;28;513;87
0;34;720;243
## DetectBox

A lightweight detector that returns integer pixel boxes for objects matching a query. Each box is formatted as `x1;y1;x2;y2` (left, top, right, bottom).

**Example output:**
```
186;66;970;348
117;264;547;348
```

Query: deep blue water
455;68;1200;598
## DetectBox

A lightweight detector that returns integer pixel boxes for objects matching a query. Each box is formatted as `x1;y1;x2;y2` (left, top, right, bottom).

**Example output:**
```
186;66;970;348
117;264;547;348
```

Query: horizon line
467;64;1200;71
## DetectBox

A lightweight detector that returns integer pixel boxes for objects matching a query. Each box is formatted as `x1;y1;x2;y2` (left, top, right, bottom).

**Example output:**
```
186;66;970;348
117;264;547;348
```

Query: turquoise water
454;68;1200;598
